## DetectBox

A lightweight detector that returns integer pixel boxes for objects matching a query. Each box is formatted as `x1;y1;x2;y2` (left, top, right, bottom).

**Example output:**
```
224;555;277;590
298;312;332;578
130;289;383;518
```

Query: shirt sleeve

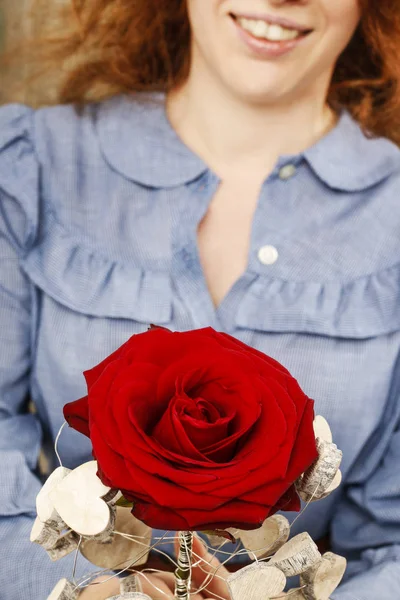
0;105;93;599
330;361;400;600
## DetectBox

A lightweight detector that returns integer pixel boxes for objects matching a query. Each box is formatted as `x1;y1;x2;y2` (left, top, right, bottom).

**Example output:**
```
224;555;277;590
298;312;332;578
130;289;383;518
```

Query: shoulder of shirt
0;100;99;162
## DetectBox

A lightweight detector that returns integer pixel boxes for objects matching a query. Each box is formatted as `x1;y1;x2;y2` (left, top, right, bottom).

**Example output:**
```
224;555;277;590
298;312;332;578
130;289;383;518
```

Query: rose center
182;397;222;424
151;387;237;462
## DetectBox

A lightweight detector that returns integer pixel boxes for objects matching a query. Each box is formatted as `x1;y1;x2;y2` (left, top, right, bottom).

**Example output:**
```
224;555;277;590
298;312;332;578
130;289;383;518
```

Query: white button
279;164;297;180
258;245;279;265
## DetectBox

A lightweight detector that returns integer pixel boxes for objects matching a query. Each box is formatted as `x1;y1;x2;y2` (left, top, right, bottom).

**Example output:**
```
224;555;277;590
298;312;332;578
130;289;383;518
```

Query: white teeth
237;18;301;42
253;20;269;38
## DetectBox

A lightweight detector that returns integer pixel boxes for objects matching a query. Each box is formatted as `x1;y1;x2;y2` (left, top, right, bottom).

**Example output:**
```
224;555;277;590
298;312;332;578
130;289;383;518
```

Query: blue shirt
1;94;400;600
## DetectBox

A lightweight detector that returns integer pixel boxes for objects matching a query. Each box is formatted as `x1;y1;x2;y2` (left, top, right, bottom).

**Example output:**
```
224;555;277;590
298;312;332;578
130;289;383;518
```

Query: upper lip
230;12;313;33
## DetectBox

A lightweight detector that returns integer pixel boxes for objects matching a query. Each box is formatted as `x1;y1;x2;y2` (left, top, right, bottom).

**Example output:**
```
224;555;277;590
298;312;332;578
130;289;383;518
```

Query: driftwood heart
269;533;321;577
47;578;78;600
300;552;347;600
296;438;342;503
237;515;291;559
227;562;286;600
313;416;332;443
49;461;114;537
80;507;151;569
36;466;71;529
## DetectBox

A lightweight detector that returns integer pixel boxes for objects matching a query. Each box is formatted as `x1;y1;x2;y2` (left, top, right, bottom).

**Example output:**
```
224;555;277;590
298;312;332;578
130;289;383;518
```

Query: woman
1;0;400;598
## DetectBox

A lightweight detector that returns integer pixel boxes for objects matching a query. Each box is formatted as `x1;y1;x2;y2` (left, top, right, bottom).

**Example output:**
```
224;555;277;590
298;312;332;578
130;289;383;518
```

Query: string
72;536;83;581
54;421;67;467
114;531;180;569
73;530;173;590
135;571;171;598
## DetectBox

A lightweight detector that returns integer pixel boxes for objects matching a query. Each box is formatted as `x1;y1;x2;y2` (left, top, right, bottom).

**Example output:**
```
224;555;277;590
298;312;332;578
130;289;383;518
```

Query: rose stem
174;531;194;600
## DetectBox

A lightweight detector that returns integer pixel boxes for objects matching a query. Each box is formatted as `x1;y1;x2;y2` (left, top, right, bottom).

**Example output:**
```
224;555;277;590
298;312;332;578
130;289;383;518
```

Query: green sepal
115;495;135;508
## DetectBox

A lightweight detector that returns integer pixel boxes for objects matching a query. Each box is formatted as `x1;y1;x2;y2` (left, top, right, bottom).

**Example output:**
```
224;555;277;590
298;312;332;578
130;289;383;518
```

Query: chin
224;76;293;106
212;56;298;105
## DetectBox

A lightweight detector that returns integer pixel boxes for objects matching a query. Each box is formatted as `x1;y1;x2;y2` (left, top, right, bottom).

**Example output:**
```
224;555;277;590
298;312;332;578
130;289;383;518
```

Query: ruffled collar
95;93;400;191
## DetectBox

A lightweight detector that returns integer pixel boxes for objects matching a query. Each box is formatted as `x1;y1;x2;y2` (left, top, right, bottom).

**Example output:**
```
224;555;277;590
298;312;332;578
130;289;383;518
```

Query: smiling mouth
230;13;313;43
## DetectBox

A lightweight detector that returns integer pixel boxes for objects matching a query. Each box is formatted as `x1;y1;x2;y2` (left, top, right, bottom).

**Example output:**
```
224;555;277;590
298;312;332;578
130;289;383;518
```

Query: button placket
172;174;222;329
252;161;300;270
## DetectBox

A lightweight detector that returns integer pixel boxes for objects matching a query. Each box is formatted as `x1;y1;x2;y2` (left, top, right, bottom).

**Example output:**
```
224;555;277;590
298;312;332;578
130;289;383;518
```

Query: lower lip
232;18;310;59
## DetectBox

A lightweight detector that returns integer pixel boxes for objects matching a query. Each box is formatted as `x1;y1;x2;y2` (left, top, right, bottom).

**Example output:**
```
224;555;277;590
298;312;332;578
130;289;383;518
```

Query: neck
167;59;337;179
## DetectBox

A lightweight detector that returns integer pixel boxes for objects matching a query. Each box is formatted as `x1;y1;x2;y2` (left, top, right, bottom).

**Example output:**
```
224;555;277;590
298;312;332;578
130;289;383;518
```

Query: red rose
64;327;317;531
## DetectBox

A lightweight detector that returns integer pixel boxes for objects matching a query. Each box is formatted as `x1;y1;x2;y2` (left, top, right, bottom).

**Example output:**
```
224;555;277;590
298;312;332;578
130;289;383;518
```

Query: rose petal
132;495;271;531
63;395;90;438
150;393;211;461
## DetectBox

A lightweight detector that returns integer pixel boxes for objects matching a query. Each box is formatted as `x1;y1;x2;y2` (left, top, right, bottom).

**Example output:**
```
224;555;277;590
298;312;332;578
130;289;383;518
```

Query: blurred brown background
0;0;32;104
0;0;63;106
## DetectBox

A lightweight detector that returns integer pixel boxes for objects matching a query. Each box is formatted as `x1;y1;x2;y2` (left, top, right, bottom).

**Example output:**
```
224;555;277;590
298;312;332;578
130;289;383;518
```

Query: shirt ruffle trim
20;221;172;325
18;219;400;339
236;267;400;338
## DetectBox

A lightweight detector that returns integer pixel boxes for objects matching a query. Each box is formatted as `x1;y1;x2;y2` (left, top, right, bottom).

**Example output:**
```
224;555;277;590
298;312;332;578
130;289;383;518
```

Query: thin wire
54;421;67;467
192;479;325;598
291;481;322;528
72;536;83;581
257;481;323;563
191;553;228;584
73;531;172;590
135;571;171;598
114;531;180;569
217;480;324;564
68;476;328;596
197;480;323;563
190;546;238;595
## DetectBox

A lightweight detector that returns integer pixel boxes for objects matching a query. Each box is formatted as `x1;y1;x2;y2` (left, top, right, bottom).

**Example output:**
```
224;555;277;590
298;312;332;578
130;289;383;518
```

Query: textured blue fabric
1;94;400;599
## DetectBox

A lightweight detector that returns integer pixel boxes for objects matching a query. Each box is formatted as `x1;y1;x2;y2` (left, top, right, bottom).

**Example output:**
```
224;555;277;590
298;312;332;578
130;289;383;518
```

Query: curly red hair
3;0;400;143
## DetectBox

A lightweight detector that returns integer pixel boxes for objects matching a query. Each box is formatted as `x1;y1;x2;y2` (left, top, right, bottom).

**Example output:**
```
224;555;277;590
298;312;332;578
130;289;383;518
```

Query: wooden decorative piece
227;563;286;600
239;515;290;559
37;467;70;530
80;507;151;569
120;575;140;594
317;470;342;501
30;517;61;550
313;416;332;444
296;440;342;503
46;532;80;562
270;533;321;577
103;490;123;504
49;461;114;537
46;578;78;600
300;552;347;600
84;504;117;544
